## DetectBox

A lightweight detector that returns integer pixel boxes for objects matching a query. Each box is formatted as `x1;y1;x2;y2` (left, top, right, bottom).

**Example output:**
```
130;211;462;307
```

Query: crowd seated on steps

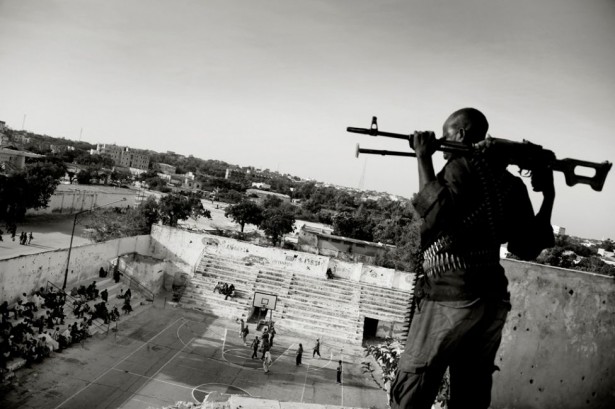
213;281;236;300
0;268;133;381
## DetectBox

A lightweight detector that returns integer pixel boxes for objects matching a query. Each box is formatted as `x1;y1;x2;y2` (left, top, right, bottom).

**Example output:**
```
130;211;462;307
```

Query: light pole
62;197;127;290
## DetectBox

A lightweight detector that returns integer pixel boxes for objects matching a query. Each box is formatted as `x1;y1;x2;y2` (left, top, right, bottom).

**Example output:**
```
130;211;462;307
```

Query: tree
158;193;211;227
76;168;96;184
224;200;264;232
0;160;64;229
333;211;374;241
139;196;161;229
600;238;615;252
110;168;132;186
362;338;450;408
262;195;283;209
260;206;295;246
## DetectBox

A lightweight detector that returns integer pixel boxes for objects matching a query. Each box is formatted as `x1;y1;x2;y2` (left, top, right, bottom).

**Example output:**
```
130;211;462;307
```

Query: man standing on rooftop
390;108;556;409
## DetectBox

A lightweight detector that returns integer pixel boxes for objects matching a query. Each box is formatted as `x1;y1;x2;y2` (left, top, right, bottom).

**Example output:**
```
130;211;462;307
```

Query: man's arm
507;169;556;260
411;131;438;189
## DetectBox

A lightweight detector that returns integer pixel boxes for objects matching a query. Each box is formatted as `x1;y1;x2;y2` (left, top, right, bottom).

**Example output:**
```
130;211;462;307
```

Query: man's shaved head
443;108;489;144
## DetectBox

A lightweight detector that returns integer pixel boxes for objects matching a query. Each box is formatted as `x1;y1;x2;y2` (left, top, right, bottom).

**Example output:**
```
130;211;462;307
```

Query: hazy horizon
1;0;614;239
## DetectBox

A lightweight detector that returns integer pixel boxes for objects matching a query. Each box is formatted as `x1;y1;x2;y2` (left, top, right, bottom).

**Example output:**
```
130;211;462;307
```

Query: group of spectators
0;286;91;377
213;282;236;300
1;279;134;380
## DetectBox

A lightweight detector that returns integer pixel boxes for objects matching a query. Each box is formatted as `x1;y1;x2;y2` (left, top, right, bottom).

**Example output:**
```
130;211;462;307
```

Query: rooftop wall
493;259;615;409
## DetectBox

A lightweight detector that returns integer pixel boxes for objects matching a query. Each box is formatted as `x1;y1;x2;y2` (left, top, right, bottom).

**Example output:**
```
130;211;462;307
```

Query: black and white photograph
0;1;613;408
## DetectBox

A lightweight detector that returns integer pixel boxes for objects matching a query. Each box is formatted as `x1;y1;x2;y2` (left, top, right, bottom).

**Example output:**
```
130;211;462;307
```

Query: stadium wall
0;235;150;304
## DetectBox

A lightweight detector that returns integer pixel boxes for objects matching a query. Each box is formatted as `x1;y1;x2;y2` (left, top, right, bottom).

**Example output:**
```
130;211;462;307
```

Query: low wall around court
28;186;137;216
493;260;615;409
0;235;151;303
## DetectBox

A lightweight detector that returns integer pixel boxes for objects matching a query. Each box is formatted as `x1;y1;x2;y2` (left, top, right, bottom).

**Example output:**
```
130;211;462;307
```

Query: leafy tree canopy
224;200;264;232
158;193;211;227
0;160;65;229
260;206;296;246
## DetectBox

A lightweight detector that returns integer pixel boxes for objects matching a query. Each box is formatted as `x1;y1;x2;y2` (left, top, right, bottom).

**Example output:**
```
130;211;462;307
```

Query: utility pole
21;114;27;130
62;197;127;289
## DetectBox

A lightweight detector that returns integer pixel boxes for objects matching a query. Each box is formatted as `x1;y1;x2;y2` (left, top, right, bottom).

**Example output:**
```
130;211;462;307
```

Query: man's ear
457;128;466;143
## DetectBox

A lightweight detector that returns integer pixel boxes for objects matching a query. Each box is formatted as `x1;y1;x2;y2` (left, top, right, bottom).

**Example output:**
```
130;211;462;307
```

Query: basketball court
26;305;385;409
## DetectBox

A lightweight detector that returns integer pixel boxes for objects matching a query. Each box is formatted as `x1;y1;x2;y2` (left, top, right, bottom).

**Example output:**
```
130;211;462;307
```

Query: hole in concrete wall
526;328;530;332
569;289;574;295
581;376;585;381
592;391;596;397
538;387;544;392
529;379;534;384
560;379;564;383
513;326;517;331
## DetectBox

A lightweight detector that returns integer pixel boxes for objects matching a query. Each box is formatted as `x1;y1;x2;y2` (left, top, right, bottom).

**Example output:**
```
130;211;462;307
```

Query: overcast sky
1;0;614;239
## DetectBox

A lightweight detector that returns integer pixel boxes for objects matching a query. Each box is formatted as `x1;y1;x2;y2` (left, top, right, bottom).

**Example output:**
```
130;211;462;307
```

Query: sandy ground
0;199;248;261
0;196;313;261
0;214;91;260
178;200;260;234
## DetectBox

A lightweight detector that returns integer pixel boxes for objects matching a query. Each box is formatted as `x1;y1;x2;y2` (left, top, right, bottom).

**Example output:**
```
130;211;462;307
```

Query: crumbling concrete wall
493;259;615;409
28;187;137;215
149;225;207;275
150;226;415;289
0;235;150;303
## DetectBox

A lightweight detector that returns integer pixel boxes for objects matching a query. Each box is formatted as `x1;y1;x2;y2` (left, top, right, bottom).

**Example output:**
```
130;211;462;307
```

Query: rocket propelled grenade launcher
347;116;612;192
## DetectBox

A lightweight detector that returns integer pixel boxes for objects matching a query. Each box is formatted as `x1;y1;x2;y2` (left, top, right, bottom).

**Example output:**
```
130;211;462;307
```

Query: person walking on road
313;338;321;358
251;336;260;359
269;325;276;347
28;232;33;244
241;325;249;345
263;349;272;374
296;343;303;366
261;339;270;360
337;360;343;384
238;318;244;337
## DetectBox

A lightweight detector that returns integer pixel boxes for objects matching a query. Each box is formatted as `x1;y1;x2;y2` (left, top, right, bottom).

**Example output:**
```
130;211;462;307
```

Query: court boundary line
272;343;295;365
300;363;310;403
52;317;185;409
194;382;252;404
111;368;210;394
118;334;197;405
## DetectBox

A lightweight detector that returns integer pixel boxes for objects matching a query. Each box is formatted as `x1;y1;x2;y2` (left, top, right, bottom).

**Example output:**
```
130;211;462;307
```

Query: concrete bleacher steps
183;252;414;357
181;280;252;320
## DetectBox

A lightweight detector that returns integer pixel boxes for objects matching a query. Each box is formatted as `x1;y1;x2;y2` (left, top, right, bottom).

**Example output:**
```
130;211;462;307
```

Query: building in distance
157;163;176;175
93;144;150;170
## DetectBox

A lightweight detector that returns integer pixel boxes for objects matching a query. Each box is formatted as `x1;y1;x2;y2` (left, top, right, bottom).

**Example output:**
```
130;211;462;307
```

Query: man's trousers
390;298;510;409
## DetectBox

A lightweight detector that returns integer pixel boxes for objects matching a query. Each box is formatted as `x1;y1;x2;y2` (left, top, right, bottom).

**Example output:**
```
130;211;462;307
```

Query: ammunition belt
422;248;500;278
